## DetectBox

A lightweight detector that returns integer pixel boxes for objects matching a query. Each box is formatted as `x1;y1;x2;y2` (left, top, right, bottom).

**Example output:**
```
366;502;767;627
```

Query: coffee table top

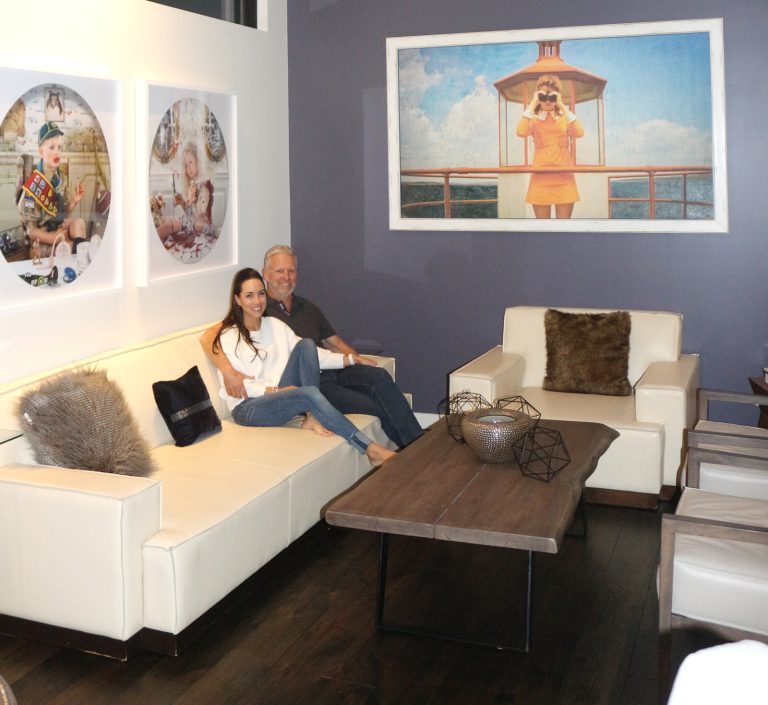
326;419;619;554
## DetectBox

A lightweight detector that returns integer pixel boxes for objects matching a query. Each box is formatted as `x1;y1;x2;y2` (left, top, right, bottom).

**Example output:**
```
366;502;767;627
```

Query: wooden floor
0;502;722;705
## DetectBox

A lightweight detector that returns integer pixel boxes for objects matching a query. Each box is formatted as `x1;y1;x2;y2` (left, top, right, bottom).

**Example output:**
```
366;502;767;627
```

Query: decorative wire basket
515;426;571;482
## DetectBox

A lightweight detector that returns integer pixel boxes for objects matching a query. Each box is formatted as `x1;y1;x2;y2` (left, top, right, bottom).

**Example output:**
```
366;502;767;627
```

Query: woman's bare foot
365;442;397;466
301;412;333;437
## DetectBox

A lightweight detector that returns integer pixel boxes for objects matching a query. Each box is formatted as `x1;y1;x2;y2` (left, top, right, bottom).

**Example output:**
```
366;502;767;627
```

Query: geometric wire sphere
437;391;491;443
515;425;571;482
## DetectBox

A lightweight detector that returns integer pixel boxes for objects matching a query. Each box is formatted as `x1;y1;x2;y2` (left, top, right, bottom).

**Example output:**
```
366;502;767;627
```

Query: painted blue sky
398;32;713;169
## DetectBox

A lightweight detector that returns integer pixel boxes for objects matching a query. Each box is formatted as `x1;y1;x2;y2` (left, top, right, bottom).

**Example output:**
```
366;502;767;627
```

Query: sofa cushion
543;309;632;396
17;369;154;476
152;366;221;447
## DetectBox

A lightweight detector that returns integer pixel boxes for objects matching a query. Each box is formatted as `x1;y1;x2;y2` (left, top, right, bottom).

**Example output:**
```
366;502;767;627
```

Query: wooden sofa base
0;614;141;661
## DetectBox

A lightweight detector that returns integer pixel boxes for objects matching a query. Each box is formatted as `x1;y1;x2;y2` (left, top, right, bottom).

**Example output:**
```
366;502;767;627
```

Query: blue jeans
231;339;373;454
319;365;423;448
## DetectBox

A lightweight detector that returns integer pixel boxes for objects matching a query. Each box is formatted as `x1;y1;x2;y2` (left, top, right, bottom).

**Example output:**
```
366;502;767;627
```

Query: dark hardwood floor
0;502;722;705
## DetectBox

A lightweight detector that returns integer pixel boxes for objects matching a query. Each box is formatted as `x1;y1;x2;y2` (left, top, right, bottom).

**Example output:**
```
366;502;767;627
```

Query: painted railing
400;165;713;219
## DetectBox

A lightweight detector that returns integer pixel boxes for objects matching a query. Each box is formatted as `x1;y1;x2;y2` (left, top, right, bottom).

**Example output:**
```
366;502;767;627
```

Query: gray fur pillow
543;309;632;396
17;368;154;476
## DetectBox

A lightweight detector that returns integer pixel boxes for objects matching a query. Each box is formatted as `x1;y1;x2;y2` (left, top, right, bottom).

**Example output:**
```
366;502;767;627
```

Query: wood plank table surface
326;419;619;554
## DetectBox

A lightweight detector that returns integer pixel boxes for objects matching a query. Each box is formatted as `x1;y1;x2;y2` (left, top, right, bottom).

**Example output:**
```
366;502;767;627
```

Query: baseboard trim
584;487;658;509
0;613;140;661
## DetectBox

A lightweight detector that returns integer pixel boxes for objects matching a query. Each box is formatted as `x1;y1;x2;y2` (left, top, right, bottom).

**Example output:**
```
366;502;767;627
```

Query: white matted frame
0;68;121;306
387;18;728;233
136;81;237;285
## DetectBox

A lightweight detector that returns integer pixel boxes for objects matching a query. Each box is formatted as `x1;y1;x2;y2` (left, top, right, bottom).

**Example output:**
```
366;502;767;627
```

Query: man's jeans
319;365;423;448
232;339;372;454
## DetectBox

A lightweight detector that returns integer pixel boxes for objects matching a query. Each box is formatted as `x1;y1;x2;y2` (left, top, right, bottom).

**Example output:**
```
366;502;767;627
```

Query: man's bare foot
365;442;397;466
301;412;333;437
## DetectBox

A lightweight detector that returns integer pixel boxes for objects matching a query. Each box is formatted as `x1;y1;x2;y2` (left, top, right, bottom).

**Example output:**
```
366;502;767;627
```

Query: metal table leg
376;532;535;652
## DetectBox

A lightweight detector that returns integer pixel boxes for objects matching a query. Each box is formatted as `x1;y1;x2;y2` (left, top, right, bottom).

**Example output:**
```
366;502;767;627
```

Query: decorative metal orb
460;407;532;463
438;391;491;443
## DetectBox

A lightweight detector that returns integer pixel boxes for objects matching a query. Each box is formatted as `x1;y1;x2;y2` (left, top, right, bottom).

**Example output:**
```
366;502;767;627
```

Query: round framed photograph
148;97;229;264
0;82;111;288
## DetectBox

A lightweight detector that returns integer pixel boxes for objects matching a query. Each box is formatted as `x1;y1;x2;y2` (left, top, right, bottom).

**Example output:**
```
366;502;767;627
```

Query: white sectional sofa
449;306;699;506
0;323;393;659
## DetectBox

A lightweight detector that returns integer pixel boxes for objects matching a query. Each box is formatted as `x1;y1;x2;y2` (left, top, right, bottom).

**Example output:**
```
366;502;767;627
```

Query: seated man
200;245;423;449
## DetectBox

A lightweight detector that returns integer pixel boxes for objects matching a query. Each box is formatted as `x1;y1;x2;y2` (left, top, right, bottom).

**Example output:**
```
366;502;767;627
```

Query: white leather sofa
449;306;699;505
0;323;393;659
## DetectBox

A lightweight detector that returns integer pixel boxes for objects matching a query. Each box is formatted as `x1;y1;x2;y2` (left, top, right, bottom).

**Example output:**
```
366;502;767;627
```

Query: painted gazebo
493;41;608;217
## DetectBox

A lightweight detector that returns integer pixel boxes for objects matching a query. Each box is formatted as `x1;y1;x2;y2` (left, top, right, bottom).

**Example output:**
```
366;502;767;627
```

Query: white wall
0;0;289;384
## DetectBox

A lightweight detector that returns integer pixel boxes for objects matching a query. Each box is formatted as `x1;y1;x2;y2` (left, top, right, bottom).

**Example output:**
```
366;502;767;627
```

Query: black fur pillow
543;309;632;396
17;368;154;476
152;366;221;447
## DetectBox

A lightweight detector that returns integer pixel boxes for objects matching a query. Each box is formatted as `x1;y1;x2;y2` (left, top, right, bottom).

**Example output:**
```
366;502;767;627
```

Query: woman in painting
516;74;584;219
212;268;396;467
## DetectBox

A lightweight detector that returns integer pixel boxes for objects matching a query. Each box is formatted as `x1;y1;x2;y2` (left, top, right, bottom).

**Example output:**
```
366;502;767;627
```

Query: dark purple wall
287;0;768;416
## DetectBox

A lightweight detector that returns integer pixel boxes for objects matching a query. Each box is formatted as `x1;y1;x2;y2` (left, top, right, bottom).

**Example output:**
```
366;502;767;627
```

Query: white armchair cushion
672;488;768;636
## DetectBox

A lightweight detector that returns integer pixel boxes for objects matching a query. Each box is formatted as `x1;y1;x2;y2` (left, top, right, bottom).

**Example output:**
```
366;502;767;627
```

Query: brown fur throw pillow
17;368;155;476
543;309;632;396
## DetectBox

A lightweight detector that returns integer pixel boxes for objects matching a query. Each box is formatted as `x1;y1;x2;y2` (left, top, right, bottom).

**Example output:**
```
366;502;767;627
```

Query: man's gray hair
263;244;297;271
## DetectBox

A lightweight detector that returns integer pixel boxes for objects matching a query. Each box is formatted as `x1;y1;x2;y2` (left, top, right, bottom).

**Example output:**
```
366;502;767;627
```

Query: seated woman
212;267;396;466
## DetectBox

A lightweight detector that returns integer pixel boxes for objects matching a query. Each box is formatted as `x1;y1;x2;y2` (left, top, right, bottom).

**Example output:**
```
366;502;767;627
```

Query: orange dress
516;111;584;205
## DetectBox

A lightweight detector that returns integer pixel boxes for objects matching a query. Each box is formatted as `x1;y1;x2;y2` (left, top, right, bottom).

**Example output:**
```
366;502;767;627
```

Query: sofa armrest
0;464;162;641
449;346;524;402
367;355;395;381
636;355;700;487
636;354;699;423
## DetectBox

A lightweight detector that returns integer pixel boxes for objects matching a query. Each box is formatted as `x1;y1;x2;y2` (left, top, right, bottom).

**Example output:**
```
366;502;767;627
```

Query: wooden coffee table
325;419;619;651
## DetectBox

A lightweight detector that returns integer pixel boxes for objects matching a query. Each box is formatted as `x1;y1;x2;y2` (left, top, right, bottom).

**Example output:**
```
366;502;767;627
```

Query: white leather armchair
689;388;768;499
658;446;768;697
449;306;699;505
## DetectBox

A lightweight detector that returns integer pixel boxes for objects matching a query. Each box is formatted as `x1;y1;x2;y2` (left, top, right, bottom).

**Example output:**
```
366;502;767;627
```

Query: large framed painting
387;18;727;233
137;82;237;285
0;68;120;305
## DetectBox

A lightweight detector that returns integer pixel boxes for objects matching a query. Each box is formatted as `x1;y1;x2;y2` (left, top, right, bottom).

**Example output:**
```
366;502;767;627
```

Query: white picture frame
387;18;728;233
137;81;238;285
0;68;122;306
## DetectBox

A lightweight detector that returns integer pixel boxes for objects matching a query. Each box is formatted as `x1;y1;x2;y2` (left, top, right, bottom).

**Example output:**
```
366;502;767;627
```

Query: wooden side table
747;377;768;429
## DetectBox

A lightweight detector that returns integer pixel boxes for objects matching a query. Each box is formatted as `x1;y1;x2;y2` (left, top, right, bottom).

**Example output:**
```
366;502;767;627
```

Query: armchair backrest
501;306;683;388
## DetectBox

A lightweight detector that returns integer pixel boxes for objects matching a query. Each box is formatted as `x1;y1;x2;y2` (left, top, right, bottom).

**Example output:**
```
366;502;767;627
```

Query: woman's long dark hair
213;267;265;360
